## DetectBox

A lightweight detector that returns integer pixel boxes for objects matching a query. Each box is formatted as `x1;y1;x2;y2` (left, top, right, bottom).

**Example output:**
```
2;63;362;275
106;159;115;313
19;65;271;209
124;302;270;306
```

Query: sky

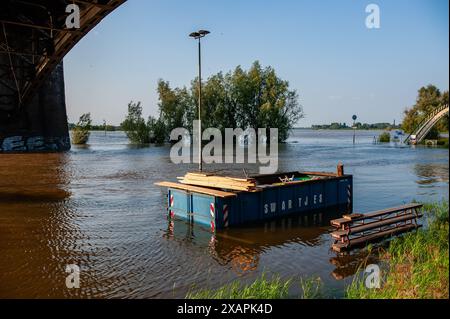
64;0;449;127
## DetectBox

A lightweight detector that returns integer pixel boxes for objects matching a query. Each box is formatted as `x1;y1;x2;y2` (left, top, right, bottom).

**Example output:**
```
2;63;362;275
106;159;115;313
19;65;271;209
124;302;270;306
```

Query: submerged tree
71;113;92;145
121;101;167;144
155;61;303;142
121;101;151;144
147;115;166;144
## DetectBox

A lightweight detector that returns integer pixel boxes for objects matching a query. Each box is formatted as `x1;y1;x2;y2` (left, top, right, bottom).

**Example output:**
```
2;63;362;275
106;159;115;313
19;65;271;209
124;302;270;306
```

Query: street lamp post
189;30;210;172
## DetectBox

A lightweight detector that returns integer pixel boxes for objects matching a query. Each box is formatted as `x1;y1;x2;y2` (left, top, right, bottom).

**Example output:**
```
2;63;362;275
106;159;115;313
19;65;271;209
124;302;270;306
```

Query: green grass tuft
186;273;325;299
187;273;291;299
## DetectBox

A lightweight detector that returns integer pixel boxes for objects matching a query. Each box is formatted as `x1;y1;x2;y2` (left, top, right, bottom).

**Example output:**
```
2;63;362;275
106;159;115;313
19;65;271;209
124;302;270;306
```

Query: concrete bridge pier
0;62;70;152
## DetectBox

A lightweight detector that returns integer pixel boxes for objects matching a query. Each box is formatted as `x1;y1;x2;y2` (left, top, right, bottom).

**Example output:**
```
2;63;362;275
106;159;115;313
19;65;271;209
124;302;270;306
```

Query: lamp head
189;30;210;39
189;32;200;38
198;30;210;36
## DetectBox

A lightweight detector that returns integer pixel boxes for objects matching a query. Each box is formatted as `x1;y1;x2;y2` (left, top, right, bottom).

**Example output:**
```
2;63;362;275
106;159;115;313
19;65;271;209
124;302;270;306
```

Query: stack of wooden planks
178;172;257;192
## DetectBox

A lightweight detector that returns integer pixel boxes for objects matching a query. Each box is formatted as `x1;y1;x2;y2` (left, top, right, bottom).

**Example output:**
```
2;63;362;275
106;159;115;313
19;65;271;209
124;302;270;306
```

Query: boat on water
156;163;353;232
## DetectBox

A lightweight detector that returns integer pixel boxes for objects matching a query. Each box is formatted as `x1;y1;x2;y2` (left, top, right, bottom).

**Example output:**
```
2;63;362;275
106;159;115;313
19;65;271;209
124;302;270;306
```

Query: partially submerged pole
337;162;344;177
352;115;357;145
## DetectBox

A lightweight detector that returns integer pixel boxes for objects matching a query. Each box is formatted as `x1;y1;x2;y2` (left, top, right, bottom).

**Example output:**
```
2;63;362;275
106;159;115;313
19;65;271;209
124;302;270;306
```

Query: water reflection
414;163;449;185
165;208;344;276
0;153;79;298
329;249;381;280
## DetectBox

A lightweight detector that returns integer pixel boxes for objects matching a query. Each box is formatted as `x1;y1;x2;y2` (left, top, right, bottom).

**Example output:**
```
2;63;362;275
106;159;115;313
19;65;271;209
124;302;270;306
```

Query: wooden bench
330;203;423;252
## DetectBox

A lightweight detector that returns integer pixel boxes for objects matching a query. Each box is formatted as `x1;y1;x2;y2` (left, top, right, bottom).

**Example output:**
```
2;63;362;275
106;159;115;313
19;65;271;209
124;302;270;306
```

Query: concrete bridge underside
0;0;125;152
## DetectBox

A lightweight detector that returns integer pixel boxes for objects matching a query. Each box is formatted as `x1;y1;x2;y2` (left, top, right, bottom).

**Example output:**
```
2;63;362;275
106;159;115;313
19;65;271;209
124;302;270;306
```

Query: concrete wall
0;62;70;152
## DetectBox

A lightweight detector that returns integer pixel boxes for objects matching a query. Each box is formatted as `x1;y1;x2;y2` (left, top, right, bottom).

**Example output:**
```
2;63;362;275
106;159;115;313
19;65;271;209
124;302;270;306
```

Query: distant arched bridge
405;104;449;145
0;0;126;152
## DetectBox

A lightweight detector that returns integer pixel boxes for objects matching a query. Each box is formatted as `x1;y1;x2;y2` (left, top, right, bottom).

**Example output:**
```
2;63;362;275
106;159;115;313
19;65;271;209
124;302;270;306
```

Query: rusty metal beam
0;19;81;33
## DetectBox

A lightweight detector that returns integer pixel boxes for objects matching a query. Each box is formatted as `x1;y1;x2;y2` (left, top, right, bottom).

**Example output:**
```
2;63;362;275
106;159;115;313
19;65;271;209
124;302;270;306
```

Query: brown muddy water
0;129;448;298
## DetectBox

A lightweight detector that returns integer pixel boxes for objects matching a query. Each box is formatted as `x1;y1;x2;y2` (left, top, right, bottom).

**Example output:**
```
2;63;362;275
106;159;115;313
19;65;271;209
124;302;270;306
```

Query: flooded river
0;129;448;298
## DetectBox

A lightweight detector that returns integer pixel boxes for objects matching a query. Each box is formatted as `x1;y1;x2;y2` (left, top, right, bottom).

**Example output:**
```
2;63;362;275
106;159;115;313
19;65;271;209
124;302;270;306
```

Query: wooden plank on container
154;181;237;198
179;180;253;191
185;172;255;182
182;177;255;187
183;176;256;185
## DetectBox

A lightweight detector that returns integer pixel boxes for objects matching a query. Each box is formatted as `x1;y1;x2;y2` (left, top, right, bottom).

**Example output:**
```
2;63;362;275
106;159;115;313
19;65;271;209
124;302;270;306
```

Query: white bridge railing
405;104;449;144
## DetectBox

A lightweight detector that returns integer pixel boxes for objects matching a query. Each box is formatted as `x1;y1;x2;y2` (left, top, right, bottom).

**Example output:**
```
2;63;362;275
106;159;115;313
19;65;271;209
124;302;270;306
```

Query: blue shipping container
161;172;353;232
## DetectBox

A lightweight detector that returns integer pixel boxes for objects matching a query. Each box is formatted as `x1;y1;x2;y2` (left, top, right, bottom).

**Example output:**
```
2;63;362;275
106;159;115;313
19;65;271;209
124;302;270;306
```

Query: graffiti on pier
0;136;71;152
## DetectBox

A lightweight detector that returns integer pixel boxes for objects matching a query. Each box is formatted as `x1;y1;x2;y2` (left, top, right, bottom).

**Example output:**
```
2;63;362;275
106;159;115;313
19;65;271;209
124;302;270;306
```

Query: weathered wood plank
331;203;423;228
154;181;238;198
332;224;421;252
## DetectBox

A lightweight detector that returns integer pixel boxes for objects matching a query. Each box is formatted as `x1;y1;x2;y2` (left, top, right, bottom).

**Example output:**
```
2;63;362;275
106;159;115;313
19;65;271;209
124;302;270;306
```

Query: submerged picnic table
330;203;423;252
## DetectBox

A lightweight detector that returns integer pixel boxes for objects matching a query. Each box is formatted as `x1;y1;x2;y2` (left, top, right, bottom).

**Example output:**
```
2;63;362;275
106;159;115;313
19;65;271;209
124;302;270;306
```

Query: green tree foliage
157;80;191;133
402;85;449;139
121;101;152;144
155;61;303;142
147;116;167;144
378;131;391;143
71;113;92;145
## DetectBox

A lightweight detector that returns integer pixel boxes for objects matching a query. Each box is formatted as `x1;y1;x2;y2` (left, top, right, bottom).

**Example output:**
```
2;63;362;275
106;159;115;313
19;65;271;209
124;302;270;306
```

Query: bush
378;131;391;143
437;137;449;147
71;113;91;145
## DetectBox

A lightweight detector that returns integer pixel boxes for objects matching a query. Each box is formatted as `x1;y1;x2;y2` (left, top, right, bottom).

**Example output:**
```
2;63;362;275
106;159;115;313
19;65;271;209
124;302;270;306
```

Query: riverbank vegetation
346;201;449;299
70;113;92;145
402;85;449;139
186;201;448;299
437;137;449;147
120;61;303;144
187;274;322;299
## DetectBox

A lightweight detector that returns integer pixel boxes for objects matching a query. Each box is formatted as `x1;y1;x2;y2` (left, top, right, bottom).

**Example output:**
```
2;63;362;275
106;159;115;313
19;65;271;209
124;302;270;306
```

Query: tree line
312;122;401;130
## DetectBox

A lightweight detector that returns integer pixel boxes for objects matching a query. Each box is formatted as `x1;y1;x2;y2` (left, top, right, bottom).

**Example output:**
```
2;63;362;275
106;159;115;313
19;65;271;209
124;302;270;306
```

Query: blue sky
64;0;449;127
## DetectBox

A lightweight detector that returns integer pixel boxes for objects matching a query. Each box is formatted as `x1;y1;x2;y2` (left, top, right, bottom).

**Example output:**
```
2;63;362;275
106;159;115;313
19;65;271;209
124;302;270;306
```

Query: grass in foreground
346;201;449;299
186;274;322;299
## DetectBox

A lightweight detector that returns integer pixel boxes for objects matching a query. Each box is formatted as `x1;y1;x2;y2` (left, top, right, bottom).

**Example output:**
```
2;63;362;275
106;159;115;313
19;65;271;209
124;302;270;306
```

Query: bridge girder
0;0;125;113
